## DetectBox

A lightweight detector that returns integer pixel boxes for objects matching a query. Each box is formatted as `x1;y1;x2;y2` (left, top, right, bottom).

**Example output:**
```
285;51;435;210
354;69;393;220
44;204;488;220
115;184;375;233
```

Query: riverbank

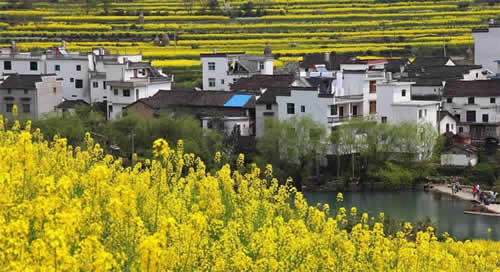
431;184;500;214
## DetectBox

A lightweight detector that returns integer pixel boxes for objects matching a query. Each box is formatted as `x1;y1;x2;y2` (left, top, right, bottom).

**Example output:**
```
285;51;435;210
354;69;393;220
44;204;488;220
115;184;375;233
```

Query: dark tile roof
410;57;453;68
130;90;255;110
230;74;295;91
0;74;47;89
299;53;356;70
424;65;483;78
305;77;333;93
200;52;245;57
256;88;291;105
443;143;478;154
438;110;458;122
56;99;89;109
442;80;500;97
385;58;409;73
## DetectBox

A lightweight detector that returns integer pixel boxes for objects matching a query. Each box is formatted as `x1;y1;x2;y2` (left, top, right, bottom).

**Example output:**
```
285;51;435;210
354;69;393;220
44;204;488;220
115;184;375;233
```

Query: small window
369;80;376;93
468;97;474;104
259;62;264;70
459;127;464;133
221;79;224;85
76;65;81;71
455;114;460;121
419;109;422;119
208;62;215;70
483;114;489;123
466;110;476;122
476;73;479;78
381;116;387;123
330;105;337;115
108;105;113;112
75;79;83;89
114;89;118;95
7;89;11;94
301;105;305;113
208;78;216;87
287;103;295;114
24;89;28;94
103;81;107;90
266;104;272;110
491;97;496;104
4;61;11;70
30;61;37;71
123;89;130;97
55;64;60;71
424;109;427;116
6;103;13;112
53;87;56;93
22;104;30;113
401;89;406;97
446;97;452;103
92;81;98;88
70;78;74;83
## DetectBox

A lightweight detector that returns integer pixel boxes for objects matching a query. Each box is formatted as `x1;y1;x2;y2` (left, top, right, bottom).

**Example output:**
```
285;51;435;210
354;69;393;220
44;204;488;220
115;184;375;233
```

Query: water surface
303;191;500;240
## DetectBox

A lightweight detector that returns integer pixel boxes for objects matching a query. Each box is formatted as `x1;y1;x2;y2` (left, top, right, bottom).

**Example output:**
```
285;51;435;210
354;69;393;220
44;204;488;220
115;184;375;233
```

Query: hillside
1;0;500;85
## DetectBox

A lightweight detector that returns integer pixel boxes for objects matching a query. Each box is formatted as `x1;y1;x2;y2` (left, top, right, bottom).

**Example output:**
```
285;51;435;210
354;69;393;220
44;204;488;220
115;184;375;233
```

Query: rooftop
56;99;89;109
230;74;295;91
408;57;453;69
0;74;57;89
392;100;440;106
442;80;500;97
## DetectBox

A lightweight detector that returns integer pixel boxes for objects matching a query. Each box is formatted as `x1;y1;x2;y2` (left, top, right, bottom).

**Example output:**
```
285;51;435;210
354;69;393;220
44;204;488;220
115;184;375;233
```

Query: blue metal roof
316;67;328;72
224;94;252;107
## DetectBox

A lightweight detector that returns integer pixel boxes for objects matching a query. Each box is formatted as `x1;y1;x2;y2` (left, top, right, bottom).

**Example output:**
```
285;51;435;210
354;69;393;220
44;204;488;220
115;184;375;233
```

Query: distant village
0;23;500;168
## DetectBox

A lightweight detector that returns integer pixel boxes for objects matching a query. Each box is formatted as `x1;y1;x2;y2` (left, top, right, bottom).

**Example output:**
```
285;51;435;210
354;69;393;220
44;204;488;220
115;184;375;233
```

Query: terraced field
1;0;500;85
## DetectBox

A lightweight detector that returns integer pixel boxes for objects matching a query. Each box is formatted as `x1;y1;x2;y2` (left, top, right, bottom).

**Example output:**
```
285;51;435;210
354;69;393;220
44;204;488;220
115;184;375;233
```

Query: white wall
472;27;500;74
412;86;442;97
36;76;63;119
441;154;472;167
46;59;90;101
440;115;457;134
202;56;228;91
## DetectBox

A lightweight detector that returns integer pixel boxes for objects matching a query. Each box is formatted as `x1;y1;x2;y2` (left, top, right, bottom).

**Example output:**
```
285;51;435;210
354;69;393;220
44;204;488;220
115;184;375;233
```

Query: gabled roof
0;74;55;90
443;143;478;154
438;110;458;122
385;58;409;73
299;53;357;70
255;88;291;105
129;90;255;110
442;80;500;97
56;99;89;109
230;74;295;91
410;57;453;68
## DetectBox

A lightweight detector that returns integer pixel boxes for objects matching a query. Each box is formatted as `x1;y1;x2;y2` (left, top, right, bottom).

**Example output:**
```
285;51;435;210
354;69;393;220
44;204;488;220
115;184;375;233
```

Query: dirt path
432;184;500;214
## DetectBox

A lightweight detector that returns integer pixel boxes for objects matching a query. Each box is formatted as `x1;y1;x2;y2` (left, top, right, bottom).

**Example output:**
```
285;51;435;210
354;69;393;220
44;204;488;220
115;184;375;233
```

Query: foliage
0;120;499;270
375;162;415;188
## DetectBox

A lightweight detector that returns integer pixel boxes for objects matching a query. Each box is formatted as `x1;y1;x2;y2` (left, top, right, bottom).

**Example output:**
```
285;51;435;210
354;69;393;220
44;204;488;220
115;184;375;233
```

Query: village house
472;21;500;74
0;42;173;120
200;50;273;91
0;74;63;120
125;89;256;136
441;143;478;167
441;79;500;141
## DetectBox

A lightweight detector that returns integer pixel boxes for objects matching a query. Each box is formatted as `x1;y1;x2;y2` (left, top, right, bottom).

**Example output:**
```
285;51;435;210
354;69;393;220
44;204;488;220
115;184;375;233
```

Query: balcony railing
327;115;360;124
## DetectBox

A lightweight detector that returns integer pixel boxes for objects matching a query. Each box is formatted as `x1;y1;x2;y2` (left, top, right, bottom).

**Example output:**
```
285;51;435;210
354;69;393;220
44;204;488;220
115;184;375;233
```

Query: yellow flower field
0;119;499;271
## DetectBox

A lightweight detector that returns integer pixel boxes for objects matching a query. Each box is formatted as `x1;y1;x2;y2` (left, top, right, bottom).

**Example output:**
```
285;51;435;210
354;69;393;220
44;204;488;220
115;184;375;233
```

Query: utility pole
130;129;135;155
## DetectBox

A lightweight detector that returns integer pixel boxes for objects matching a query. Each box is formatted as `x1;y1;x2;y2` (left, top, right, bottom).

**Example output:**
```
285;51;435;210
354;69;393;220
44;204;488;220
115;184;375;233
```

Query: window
75;79;83;89
369;101;376;114
208;62;215;70
446;97;452;103
6;104;13;112
459;127;464;133
455;114;460;121
466;111;476;122
419;109;422;119
221;79;224;85
54;64;60;71
401;89;406;97
424;109;427;116
53;87;56;93
4;61;11;70
30;61;37;71
381;116;387;123
208;78;216;87
330;105;337;115
136;89;139;99
476;73;479;78
103;81;107;90
491;98;496;104
451;124;454;130
483;114;489;123
123;89;130;97
92;81;98;88
259;62;265;71
287;103;295;114
22;104;30;113
468;97;475;104
70;78;74;83
108;105;113;112
369;80;376;93
24;89;28;94
266;104;272;110
7;89;11;94
76;65;81;71
301;105;305;113
446;124;450;132
114;89;118;95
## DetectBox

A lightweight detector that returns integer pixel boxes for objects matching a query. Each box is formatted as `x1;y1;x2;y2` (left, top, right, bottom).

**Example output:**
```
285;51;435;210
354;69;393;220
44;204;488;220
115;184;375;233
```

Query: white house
442;79;500;140
0;74;63;120
472;23;500;74
441;144;478;167
438;110;457;135
0;42;173;120
200;51;273;91
376;81;440;129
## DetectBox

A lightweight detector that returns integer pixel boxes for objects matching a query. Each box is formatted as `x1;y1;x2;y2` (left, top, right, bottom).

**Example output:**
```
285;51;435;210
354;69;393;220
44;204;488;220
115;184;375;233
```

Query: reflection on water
303;191;500;240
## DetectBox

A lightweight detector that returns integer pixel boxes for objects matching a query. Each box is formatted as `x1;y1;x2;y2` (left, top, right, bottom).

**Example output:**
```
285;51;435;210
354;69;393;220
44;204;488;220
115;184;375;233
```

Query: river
303;191;500;241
